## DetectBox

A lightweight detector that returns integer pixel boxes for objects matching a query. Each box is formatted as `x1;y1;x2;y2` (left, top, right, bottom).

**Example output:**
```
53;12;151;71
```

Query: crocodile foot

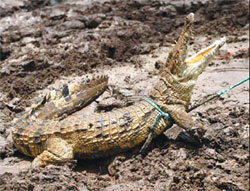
32;137;73;167
180;125;206;145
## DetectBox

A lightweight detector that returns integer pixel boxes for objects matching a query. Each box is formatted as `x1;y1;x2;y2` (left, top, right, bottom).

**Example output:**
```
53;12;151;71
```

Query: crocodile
11;13;226;167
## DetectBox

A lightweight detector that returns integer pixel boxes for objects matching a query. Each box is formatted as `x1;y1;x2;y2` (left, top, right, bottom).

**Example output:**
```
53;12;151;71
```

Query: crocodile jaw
182;37;227;81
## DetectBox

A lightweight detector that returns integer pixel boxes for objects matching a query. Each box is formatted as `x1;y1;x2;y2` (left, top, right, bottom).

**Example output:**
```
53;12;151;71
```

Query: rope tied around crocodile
141;77;249;153
140;98;171;153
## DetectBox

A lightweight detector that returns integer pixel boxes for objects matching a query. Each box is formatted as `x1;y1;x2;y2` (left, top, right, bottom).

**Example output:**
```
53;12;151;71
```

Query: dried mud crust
0;0;249;191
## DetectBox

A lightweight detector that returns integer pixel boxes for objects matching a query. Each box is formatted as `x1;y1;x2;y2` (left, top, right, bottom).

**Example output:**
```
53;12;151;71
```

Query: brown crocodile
11;13;226;167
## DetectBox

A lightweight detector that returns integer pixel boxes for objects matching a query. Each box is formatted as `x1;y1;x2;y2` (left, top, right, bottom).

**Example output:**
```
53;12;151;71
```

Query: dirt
0;0;249;190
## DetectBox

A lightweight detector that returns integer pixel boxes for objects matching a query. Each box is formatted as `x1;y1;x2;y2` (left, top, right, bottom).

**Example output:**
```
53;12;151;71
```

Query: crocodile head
150;13;226;109
180;37;226;82
176;36;226;107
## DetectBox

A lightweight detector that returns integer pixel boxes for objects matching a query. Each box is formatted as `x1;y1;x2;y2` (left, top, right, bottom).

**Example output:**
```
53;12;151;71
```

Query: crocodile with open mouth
11;13;226;167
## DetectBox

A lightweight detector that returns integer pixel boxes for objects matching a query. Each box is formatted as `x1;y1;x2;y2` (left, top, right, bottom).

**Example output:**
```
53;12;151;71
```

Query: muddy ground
0;0;249;190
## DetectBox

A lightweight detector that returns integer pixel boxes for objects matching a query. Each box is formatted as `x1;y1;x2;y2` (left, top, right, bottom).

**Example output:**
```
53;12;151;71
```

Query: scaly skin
11;13;226;167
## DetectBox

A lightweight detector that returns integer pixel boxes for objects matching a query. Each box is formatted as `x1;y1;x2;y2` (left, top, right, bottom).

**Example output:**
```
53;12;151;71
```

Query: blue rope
144;98;171;126
140;99;171;153
217;77;249;96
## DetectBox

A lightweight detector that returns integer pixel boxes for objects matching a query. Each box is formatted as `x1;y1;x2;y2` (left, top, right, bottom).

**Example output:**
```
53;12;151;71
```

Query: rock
78;184;89;191
62;20;85;29
21;37;36;45
78;42;89;54
0;0;25;8
49;9;66;20
0;136;7;151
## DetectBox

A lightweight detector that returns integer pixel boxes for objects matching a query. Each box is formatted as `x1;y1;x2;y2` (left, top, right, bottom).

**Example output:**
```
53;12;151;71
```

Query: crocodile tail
11;74;109;157
26;74;108;121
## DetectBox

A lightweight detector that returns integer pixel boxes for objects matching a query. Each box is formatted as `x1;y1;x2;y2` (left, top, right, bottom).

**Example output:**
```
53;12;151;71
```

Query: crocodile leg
161;104;205;140
164;105;193;130
32;137;73;167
